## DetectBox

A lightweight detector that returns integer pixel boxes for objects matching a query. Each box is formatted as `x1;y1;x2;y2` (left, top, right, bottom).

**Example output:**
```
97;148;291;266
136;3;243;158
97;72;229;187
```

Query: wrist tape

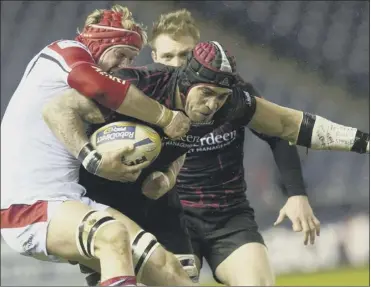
296;112;369;153
77;143;102;174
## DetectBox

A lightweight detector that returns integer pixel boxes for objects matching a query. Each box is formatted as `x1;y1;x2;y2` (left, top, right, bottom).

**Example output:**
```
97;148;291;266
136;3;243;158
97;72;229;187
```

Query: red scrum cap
76;10;145;62
178;41;237;96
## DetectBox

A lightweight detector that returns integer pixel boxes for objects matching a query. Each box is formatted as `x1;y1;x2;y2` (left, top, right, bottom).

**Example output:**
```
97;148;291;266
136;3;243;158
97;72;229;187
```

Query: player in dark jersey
148;10;319;285
54;40;368;286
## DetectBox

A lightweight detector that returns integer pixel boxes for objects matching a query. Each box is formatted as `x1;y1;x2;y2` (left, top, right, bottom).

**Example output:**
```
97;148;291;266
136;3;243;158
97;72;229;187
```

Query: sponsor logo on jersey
164;129;238;152
196;130;237;149
191;120;214;127
22;234;35;254
91;66;127;84
96;125;136;145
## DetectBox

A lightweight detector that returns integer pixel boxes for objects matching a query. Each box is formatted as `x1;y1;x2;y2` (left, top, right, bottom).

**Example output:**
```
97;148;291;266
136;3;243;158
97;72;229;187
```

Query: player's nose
171;57;182;67
206;98;218;111
119;58;132;68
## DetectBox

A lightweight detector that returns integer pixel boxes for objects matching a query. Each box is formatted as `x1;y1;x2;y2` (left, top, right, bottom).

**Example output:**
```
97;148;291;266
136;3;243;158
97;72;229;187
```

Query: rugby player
1;5;194;287
48;39;369;287
148;10;323;285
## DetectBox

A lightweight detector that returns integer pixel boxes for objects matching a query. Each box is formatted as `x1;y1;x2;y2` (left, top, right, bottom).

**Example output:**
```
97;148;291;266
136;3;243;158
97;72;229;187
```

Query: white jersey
1;40;95;208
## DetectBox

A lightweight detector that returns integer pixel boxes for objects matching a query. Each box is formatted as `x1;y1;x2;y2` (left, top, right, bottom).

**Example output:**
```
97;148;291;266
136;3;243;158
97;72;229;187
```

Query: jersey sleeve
44;40;95;84
111;63;174;101
45;40;134;110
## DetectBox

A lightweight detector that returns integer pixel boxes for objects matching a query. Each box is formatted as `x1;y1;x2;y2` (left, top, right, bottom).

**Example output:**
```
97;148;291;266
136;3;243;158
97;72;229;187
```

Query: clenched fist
156;106;191;139
142;155;186;199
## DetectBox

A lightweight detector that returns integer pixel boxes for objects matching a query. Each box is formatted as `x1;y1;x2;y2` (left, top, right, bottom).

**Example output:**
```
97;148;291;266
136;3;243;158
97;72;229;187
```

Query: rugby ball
90;121;162;167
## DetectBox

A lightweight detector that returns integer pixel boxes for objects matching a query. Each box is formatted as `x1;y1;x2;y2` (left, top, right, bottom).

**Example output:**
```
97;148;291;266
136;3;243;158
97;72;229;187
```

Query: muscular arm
47;42;174;130
248;97;301;142
42;83;181;168
114;84;172;128
43;88;149;180
42;89;105;158
42;84;171;158
248;97;369;153
68;66;173;129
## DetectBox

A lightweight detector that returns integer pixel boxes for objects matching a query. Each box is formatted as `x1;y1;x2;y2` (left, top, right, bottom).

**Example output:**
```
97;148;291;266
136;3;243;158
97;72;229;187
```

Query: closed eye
162;54;174;60
202;90;213;97
179;52;189;58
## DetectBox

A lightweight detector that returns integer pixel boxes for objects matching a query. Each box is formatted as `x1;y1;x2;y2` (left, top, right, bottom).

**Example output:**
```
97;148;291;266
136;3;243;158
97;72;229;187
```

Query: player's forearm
292;113;369;153
169;154;186;176
115;84;173;129
68;65;173;129
269;139;307;197
42;89;105;158
249;97;369;153
161;154;187;183
141;154;187;200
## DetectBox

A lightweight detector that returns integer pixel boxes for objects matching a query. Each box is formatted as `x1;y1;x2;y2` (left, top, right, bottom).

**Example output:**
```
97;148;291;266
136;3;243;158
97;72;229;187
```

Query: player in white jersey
1;5;194;287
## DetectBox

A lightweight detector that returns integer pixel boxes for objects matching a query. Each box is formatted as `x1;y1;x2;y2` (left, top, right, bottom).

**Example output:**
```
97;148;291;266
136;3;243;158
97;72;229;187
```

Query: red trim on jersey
48;42;95;68
1;201;48;229
48;41;131;110
100;276;136;286
67;63;131;110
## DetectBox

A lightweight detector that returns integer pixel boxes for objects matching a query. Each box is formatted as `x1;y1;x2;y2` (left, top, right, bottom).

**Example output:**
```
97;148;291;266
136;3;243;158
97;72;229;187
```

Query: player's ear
151;50;157;62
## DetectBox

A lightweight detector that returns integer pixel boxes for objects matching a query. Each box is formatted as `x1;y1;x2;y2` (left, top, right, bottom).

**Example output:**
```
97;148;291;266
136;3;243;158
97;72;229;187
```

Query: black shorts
80;168;193;255
143;189;193;255
182;200;265;281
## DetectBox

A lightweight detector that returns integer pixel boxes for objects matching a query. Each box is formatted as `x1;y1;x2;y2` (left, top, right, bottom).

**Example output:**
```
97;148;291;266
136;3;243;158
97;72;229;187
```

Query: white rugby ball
90;121;162;167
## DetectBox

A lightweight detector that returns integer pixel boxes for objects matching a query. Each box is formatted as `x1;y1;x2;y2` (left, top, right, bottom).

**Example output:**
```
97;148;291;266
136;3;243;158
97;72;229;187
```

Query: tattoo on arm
42;89;105;158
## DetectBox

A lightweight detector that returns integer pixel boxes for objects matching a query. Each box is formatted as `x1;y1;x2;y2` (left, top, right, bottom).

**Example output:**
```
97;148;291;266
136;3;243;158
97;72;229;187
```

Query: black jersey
79;63;257;210
176;81;308;208
175;83;261;208
176;123;246;208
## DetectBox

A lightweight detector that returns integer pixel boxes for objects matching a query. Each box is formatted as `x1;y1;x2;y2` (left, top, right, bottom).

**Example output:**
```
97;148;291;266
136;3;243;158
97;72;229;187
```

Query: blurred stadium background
1;1;370;286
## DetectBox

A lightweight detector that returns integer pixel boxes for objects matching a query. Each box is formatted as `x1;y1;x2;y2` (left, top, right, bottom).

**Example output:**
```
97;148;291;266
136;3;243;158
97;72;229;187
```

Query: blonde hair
150;9;200;49
83;4;148;45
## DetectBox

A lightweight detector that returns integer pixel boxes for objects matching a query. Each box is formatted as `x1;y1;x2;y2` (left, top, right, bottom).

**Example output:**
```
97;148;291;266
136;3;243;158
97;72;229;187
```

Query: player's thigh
206;203;274;286
75;203;154;283
46;198;108;262
103;207;142;240
215;242;274;286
